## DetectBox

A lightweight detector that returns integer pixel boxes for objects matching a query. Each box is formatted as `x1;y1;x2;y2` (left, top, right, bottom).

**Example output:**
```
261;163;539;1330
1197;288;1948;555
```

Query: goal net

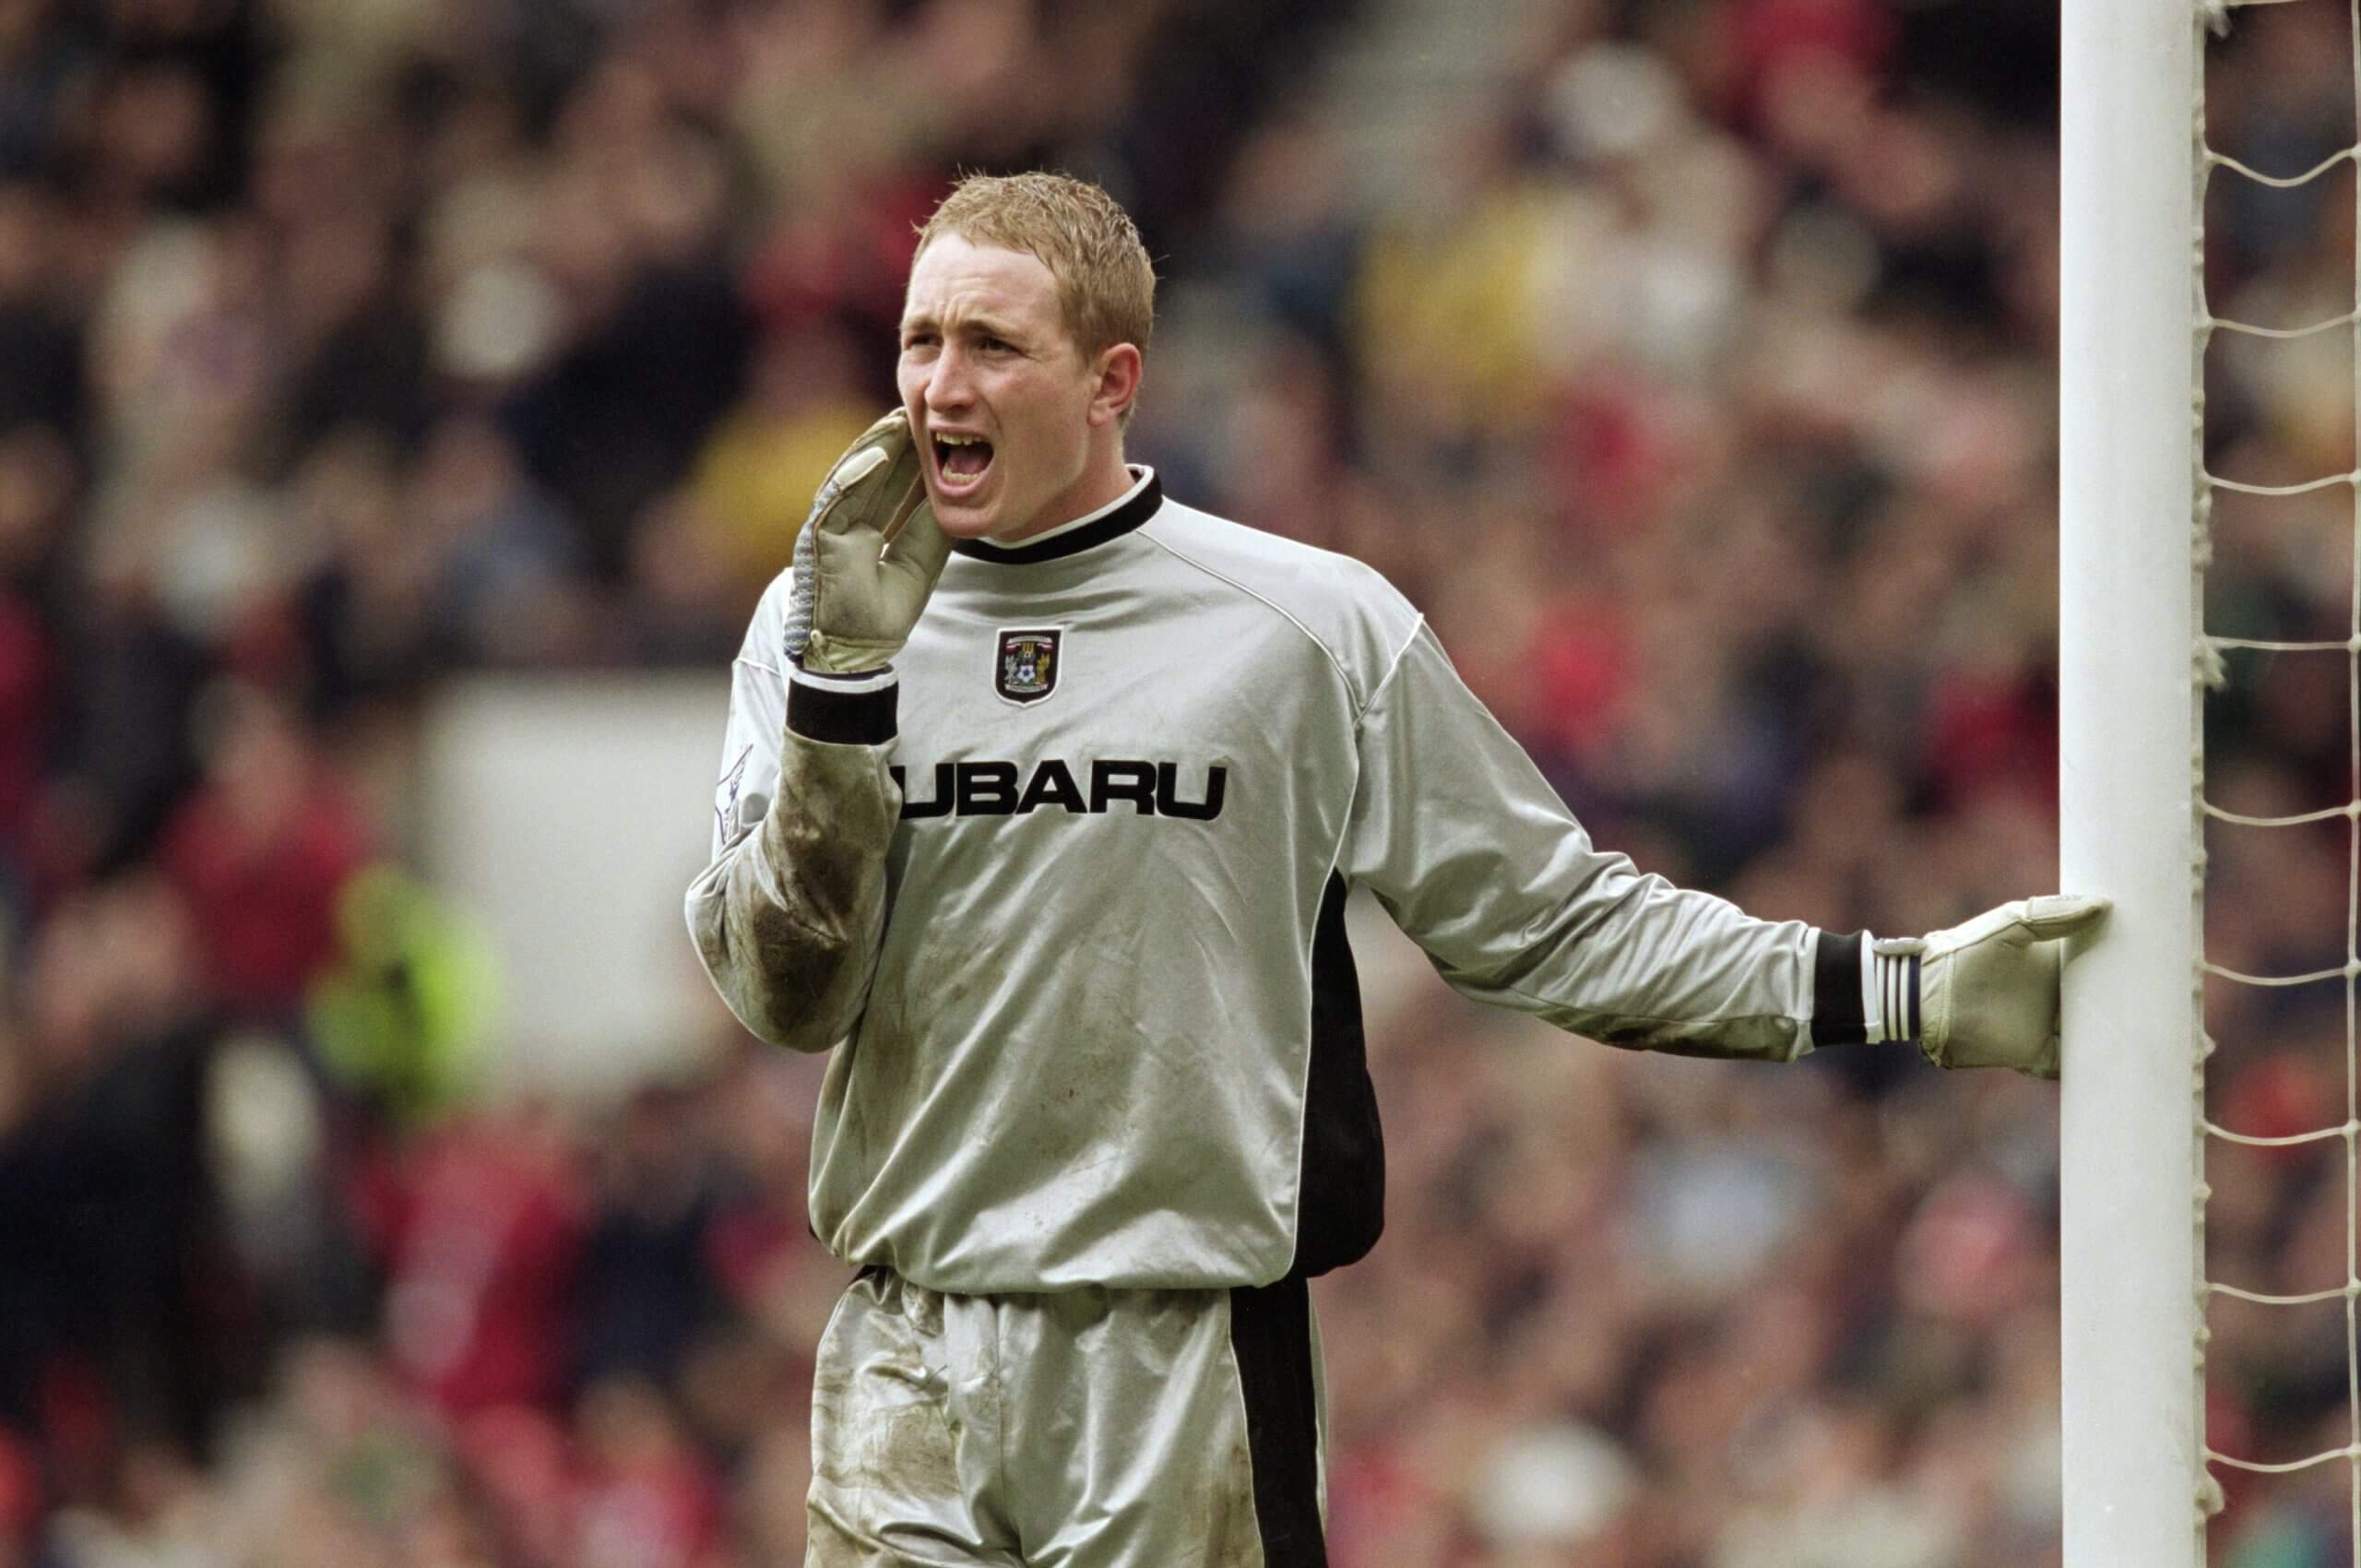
2066;0;2361;1562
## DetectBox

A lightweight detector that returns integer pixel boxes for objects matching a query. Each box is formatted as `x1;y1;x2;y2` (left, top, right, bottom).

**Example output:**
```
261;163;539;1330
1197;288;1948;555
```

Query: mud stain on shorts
1203;1435;1263;1566
860;1397;962;1504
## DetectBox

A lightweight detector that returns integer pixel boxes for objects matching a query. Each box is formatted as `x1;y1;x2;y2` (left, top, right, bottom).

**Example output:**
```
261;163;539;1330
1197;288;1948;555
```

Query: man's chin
930;504;1000;541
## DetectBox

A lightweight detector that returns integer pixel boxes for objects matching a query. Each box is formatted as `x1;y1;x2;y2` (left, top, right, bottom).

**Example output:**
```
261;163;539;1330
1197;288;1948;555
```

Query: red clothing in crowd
156;770;372;1014
376;1116;585;1418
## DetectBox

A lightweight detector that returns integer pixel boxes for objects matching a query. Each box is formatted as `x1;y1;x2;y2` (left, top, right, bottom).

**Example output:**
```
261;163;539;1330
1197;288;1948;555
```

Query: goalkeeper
684;172;2106;1568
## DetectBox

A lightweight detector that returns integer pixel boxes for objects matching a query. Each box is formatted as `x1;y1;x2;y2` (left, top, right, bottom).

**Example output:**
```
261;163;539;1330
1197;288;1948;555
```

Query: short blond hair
915;172;1156;363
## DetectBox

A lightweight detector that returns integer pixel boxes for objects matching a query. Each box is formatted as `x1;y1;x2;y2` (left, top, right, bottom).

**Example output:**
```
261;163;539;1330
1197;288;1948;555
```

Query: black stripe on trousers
1229;1277;1327;1566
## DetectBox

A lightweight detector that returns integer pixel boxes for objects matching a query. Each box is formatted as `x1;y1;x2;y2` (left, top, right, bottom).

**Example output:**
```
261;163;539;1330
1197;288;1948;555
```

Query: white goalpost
2065;0;2361;1560
2058;1;2206;1565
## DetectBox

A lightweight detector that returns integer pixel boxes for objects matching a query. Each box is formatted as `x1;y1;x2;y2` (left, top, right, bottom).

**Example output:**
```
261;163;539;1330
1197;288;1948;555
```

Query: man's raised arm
683;413;950;1052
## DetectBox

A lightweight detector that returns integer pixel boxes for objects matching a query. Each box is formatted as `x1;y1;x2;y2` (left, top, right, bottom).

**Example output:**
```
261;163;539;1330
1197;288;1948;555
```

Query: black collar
951;474;1163;564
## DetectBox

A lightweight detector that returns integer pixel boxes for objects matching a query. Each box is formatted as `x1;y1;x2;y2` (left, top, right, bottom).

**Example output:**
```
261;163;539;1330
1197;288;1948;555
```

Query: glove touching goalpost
1875;895;2111;1078
785;411;952;676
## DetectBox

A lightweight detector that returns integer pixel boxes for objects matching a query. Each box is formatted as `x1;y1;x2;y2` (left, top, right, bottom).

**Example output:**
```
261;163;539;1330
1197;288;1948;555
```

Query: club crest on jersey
995;628;1062;705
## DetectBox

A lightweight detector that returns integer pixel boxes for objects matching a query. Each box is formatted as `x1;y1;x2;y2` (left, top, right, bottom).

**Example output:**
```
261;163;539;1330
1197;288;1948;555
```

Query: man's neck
987;466;1153;550
991;450;1135;545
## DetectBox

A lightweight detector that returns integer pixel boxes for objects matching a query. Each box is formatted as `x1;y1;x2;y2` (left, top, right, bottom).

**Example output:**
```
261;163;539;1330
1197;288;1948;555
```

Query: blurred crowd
0;0;2350;1562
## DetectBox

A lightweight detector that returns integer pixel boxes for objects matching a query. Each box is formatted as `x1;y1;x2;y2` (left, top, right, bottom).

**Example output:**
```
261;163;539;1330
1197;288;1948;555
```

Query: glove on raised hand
1874;895;2111;1078
784;410;952;675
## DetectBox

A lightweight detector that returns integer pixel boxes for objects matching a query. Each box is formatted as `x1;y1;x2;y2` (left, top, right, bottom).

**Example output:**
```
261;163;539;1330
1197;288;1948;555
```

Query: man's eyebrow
901;306;1025;341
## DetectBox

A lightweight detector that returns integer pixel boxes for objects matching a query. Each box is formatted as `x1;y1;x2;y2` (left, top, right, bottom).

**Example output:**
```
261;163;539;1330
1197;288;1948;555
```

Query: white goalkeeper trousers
806;1266;1329;1567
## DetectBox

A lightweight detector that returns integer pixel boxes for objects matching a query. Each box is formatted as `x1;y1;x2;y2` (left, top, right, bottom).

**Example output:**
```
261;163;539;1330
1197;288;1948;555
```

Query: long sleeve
1341;623;1862;1061
684;590;901;1053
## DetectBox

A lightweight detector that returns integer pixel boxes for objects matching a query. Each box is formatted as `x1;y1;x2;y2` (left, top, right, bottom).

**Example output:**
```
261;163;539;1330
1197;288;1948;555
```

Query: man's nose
923;347;974;409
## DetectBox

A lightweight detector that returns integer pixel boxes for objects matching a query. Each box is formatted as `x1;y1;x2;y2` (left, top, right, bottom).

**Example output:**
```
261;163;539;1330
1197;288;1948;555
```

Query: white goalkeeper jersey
685;469;1868;1294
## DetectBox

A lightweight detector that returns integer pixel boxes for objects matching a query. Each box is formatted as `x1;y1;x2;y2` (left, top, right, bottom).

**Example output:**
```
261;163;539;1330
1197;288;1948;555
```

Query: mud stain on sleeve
699;727;900;1050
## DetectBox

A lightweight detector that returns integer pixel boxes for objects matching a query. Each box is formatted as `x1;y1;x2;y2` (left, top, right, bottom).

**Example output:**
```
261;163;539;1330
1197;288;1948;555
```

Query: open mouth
933;433;994;492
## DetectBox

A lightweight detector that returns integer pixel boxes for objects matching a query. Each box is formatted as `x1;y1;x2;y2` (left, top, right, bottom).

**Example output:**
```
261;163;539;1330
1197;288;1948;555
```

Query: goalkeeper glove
1873;895;2111;1078
785;411;952;675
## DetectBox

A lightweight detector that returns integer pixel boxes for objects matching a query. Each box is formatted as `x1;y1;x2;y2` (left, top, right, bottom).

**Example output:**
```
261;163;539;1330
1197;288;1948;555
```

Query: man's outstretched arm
1344;621;2105;1073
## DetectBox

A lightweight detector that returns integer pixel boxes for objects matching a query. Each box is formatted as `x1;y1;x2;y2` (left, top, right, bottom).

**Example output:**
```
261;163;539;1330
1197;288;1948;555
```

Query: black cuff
787;670;897;745
1811;930;1867;1047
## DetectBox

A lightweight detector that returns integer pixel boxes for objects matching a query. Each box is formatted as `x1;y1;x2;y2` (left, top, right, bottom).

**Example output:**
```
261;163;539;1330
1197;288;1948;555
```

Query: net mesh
2199;0;2361;1547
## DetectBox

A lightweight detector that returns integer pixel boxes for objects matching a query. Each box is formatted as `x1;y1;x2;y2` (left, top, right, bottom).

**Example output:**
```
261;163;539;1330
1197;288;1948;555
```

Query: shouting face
896;234;1138;544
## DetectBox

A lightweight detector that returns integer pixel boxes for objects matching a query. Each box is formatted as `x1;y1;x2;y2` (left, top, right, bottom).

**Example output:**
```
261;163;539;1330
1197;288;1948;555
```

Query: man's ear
1087;343;1143;428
